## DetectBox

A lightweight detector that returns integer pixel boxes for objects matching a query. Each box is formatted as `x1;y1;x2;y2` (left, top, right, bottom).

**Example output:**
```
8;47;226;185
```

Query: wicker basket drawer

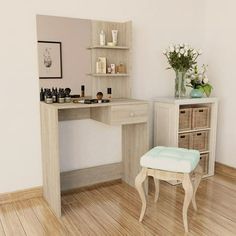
199;153;209;175
192;131;209;152
192;107;210;129
178;133;192;149
179;108;192;131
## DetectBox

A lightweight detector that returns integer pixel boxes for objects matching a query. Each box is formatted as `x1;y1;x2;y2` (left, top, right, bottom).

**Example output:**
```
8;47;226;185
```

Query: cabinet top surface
153;97;218;105
41;98;148;110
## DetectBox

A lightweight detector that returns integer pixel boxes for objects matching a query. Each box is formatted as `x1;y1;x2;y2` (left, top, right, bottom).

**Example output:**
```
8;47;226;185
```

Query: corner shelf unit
154;97;218;184
87;20;132;99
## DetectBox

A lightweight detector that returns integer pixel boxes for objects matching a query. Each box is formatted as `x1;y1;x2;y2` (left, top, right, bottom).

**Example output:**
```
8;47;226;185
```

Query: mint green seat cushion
140;146;200;173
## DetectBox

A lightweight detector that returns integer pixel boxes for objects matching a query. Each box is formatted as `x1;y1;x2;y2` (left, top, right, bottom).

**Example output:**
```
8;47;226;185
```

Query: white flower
184;45;189;51
186;78;191;84
192;49;197;54
175;44;180;50
198;49;203;55
180;43;184;47
191;74;195;79
178;53;181;58
180;48;185;54
169;44;175;52
184;52;188;57
176;48;180;53
203;77;209;83
163;49;167;54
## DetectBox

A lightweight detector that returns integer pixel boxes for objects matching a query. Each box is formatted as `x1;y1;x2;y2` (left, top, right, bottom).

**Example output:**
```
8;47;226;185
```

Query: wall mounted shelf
87;73;129;77
87;45;129;50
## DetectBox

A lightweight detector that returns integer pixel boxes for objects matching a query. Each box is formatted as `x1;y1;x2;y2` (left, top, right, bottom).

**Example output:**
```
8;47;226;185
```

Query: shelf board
178;127;211;134
87;45;129;50
87;73;129;77
200;151;210;154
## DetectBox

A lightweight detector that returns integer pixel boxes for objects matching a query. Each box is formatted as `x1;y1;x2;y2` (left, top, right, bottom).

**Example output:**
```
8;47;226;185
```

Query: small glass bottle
58;88;65;103
52;87;57;103
81;85;85;97
45;90;53;104
40;88;44;101
107;88;112;100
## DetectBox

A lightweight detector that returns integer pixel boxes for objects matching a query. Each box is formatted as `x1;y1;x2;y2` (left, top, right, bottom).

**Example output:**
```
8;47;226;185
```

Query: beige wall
205;0;236;167
0;0;207;193
37;15;91;95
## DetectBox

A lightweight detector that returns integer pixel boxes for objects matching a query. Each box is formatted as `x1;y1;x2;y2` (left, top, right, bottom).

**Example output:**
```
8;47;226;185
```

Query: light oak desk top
47;98;148;109
40;98;149;217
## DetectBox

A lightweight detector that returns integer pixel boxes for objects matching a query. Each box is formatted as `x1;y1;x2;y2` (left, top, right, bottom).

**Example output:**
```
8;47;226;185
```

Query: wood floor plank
0;204;26;236
105;182;184;235
62;196;107;235
74;191;130;235
87;188;153;236
29;198;67;235
154;180;236;235
13;200;45;236
0;221;5;236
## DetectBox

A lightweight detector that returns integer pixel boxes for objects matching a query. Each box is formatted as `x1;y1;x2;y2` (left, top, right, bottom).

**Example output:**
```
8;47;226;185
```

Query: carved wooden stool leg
153;178;160;202
192;164;203;211
135;168;147;222
182;173;194;233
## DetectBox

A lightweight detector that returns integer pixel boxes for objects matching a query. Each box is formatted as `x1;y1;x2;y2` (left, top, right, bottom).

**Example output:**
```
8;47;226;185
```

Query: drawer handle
180;135;185;138
199;109;204;112
197;133;202;136
180;111;186;114
130;112;135;117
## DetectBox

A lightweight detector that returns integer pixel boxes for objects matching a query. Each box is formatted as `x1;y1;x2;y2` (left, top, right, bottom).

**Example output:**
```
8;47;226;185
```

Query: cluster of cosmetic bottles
40;87;72;104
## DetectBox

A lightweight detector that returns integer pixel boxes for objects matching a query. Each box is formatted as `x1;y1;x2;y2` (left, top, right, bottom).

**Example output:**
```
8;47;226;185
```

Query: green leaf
203;84;213;97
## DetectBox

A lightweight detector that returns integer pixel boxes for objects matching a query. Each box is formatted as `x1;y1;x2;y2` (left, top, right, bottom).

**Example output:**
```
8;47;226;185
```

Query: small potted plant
186;65;213;98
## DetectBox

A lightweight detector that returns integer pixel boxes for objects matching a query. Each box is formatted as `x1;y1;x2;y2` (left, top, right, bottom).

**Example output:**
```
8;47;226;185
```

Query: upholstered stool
135;146;203;232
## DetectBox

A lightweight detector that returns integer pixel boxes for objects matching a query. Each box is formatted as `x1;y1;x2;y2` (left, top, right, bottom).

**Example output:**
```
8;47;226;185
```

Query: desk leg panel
122;123;149;186
40;104;61;217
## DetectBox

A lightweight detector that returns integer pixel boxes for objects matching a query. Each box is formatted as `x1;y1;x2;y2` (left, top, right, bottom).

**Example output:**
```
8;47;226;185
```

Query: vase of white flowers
164;43;201;98
186;65;213;98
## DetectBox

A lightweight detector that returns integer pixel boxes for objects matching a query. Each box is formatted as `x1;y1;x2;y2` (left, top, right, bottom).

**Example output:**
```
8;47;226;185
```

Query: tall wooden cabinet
154;97;218;182
87;20;132;98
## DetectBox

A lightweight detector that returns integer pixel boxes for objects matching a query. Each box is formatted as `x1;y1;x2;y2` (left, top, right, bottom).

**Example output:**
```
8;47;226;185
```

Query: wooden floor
0;174;236;235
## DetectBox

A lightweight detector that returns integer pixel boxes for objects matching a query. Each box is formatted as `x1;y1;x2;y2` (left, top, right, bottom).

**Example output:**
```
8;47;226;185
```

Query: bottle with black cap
40;88;44;101
107;87;112;100
81;85;85;97
65;88;72;103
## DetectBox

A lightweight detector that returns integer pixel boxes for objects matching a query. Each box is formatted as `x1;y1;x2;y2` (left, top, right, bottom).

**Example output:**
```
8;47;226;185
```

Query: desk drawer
111;104;148;125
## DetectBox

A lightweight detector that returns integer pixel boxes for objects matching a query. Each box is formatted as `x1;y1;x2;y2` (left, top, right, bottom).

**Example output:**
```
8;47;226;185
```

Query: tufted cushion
140;146;200;173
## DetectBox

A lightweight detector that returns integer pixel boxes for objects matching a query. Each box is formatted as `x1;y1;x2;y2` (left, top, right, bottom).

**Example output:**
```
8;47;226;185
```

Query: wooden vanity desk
40;98;149;217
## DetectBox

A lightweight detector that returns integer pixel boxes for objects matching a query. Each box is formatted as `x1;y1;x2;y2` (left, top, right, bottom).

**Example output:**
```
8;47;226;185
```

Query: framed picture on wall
37;41;62;79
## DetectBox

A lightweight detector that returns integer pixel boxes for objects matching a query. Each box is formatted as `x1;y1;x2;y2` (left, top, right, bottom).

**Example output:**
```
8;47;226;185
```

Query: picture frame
37;41;62;79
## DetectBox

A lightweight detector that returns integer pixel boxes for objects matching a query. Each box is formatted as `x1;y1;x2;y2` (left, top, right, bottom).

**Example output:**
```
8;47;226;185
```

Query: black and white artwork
37;41;62;79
